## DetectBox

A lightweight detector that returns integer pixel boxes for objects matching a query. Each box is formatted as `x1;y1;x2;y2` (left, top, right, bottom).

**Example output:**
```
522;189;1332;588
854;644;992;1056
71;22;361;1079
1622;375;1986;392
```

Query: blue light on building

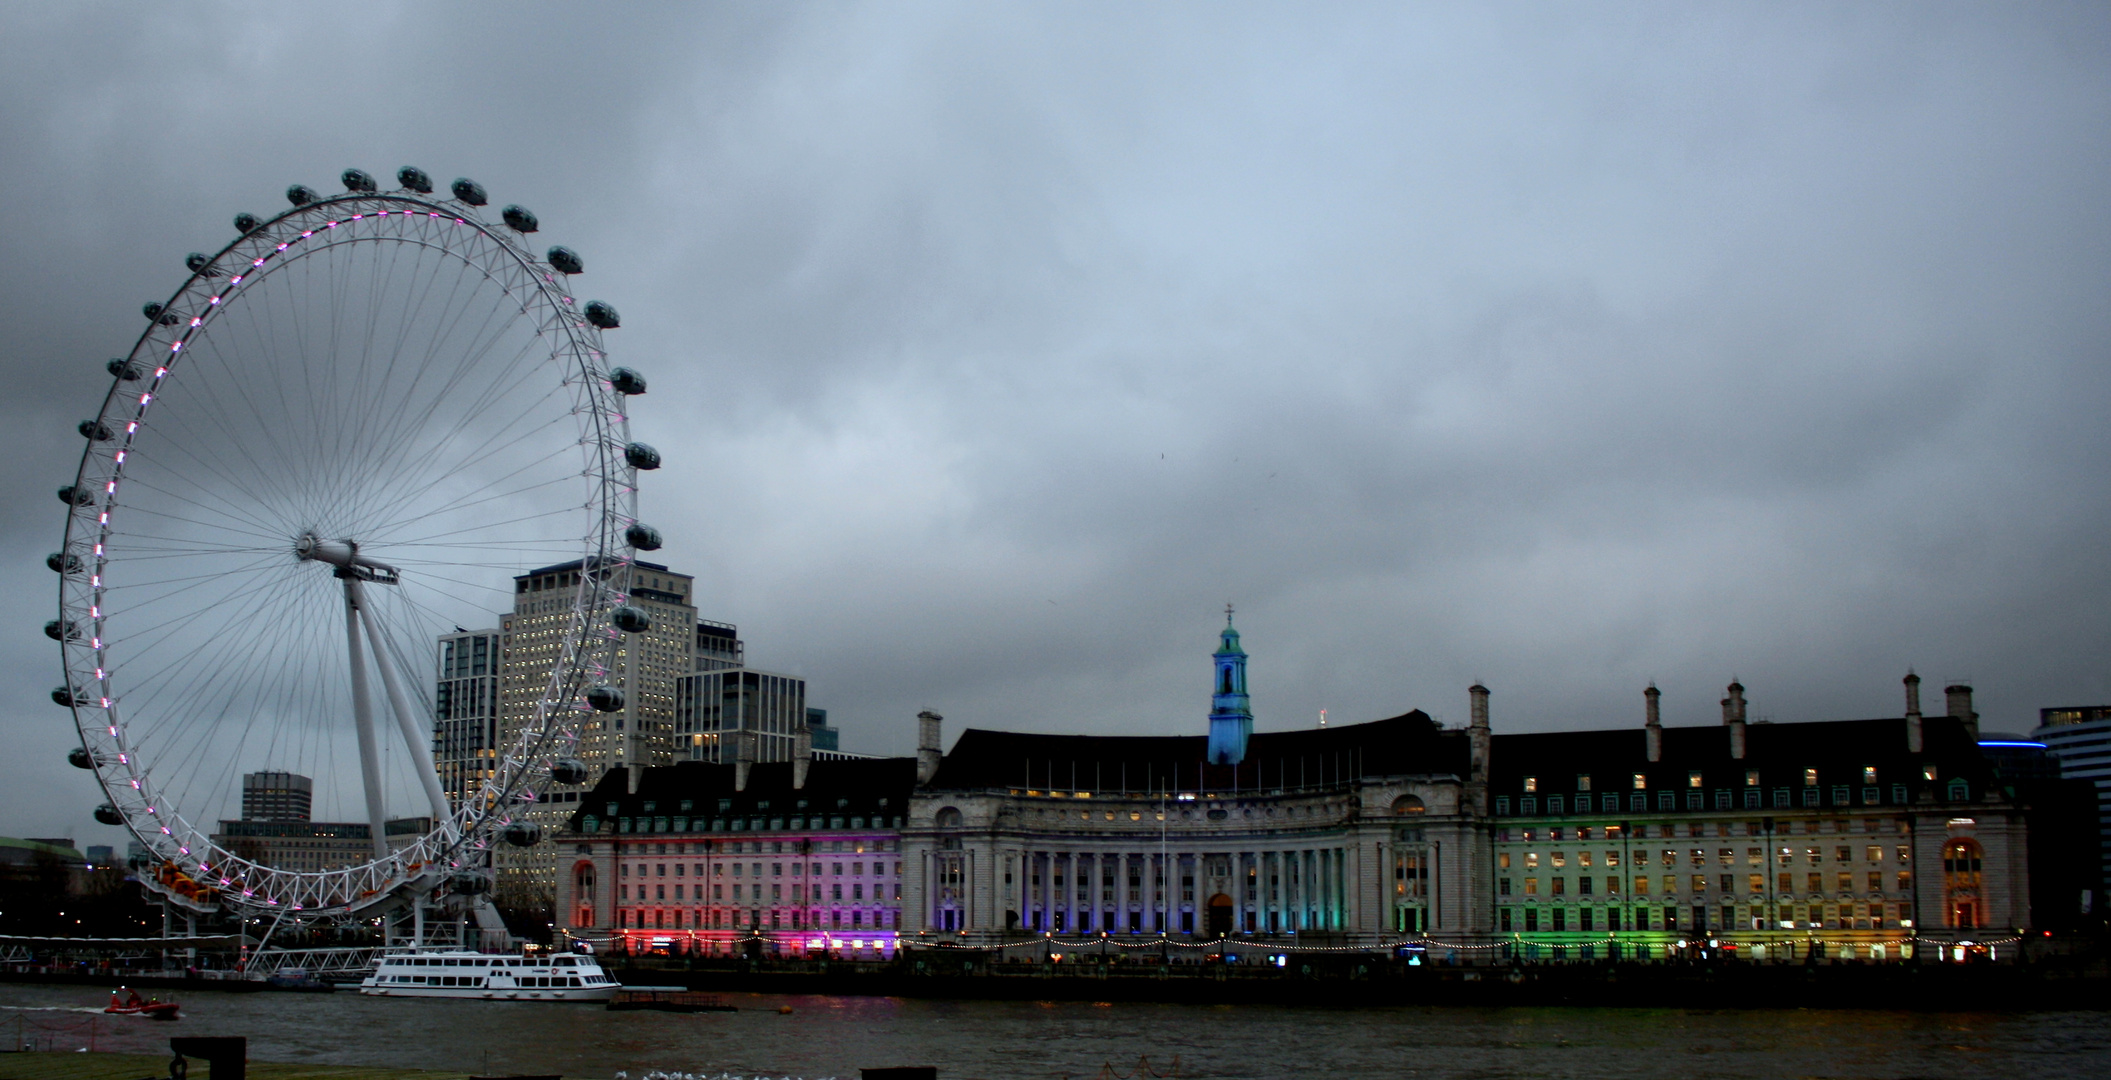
1207;606;1253;765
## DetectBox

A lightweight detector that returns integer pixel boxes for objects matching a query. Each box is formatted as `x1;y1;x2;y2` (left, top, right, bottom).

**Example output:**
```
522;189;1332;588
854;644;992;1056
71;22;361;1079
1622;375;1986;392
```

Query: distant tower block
1207;605;1253;765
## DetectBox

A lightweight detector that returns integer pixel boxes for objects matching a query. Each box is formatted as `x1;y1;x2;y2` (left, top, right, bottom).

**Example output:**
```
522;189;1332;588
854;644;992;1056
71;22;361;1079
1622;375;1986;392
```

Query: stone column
1116;852;1130;933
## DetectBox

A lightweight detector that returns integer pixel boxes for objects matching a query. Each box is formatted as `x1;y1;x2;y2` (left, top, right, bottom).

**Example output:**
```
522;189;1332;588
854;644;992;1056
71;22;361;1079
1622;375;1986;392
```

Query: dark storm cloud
3;3;2107;843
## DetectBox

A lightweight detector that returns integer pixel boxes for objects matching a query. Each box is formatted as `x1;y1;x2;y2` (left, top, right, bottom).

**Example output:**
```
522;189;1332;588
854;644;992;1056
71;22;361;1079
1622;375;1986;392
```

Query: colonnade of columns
958;844;1368;936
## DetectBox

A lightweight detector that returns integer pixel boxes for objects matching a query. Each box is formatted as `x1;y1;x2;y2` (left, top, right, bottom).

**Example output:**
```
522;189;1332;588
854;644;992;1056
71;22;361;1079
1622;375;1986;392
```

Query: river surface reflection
1;983;2103;1079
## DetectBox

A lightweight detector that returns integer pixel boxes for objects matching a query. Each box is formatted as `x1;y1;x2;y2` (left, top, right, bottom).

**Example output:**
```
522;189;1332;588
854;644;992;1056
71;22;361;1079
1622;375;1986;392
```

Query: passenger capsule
610;605;652;634
397;166;434;193
52;686;79;707
108;358;144;381
549;758;590;785
623;442;660;471
625;523;663;551
45;619;79;641
608;367;647;395
234;212;262;234
68;746;95;769
501;821;543;847
501;205;539;233
342;168;378;193
449;869;492;895
142;302;178;325
546;246;583;274
286;184;319;207
184;252;221;277
79;420;113;441
58;485;94;507
586;685;625;712
451;178;488;206
47;552;84;574
93;804;123;826
584;300;621;329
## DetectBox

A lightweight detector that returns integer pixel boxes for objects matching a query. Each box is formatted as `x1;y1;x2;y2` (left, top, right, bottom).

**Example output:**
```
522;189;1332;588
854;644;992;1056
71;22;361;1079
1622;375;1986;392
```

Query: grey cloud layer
2;3;2106;842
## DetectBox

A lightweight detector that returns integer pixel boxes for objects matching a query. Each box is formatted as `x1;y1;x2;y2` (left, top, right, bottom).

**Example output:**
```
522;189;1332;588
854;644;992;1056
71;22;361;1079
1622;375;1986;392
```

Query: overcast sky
4;3;2107;845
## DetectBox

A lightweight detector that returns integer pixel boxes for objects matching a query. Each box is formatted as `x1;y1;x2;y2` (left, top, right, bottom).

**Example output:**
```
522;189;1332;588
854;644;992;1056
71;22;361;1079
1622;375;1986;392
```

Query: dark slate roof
1489;715;1996;798
925;711;1466;793
565;758;918;830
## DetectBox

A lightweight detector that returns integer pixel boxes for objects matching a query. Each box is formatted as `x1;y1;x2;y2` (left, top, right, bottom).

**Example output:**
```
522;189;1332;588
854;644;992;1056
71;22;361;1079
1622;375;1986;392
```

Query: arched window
1943;838;1984;928
1390;795;1426;815
934;806;963;829
1221;668;1233;694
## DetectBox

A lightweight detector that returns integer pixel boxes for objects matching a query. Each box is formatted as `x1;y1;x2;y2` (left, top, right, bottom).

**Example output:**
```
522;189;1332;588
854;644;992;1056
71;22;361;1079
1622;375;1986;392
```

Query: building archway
1206;893;1235;937
1391;794;1426;815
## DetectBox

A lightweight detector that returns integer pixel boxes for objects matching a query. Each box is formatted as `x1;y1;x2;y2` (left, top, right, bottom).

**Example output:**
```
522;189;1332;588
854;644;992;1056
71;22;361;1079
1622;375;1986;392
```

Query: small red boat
105;988;179;1019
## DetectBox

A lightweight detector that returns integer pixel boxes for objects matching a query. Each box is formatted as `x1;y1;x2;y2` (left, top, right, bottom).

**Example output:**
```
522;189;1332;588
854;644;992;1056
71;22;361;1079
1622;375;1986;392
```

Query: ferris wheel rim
54;181;641;918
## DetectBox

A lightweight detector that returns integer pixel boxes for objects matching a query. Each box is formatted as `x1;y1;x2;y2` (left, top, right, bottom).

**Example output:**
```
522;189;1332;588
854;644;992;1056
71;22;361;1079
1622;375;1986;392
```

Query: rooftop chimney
1946;683;1978;742
1467;684;1491;798
916;710;944;785
1724;680;1747;760
1644;684;1662;763
1905;671;1924;753
793;720;813;790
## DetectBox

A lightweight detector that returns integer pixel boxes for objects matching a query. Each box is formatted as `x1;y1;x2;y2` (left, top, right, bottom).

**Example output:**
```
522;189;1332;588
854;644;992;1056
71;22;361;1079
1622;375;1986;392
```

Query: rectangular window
1499;877;1512;896
1897;871;1913;892
1525;877;1538;896
1632;773;1647;790
1692;875;1708;893
1552;908;1566;931
1634;876;1650;895
1807;873;1823;893
1578;876;1593;895
1498;852;1512;870
1524;776;1538;793
1576;774;1592;791
1688;771;1704;788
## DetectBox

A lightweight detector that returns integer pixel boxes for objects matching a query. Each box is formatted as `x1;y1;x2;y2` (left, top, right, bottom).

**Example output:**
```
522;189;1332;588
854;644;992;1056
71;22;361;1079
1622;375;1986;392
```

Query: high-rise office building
434;629;502;808
240;771;313;822
494;559;698;904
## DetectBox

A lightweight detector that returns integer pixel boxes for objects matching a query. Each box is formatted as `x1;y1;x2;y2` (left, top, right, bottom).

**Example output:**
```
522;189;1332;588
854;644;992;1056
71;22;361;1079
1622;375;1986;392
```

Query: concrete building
240;771;313;822
494;559;698;905
433;629;503;808
211;817;431;874
208;771;430;873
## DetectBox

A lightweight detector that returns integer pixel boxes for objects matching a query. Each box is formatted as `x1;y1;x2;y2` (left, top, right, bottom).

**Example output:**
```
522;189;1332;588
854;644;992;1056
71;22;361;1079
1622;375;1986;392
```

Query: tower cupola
1207;605;1253;765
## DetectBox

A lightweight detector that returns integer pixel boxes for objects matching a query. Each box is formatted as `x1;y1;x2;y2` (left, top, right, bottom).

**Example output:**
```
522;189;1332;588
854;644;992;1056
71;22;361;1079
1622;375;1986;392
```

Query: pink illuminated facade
555;757;914;958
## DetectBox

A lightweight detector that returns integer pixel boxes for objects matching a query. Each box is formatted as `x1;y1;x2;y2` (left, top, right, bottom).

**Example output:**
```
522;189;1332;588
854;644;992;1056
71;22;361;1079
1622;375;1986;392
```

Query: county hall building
557;616;2031;961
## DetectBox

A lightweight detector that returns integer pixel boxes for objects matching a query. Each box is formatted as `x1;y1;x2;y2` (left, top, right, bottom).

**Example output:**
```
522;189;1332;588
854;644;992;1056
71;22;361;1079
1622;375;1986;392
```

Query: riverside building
485;562;843;906
558;616;2033;962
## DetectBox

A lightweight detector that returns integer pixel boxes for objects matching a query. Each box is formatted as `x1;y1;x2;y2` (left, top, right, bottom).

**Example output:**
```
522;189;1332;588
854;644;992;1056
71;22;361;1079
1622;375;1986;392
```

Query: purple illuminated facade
556;758;913;958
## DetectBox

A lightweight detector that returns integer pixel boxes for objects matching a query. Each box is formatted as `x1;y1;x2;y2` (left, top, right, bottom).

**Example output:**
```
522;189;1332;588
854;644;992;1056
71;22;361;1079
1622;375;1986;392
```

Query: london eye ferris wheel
49;167;664;919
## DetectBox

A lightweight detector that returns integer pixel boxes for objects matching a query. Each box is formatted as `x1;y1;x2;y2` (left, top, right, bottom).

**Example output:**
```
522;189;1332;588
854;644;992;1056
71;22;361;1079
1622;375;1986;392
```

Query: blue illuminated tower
1207;605;1253;765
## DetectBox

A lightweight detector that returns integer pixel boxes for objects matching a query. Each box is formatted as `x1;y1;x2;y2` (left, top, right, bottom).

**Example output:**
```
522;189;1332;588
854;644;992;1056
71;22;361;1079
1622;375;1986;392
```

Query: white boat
359;949;619;1001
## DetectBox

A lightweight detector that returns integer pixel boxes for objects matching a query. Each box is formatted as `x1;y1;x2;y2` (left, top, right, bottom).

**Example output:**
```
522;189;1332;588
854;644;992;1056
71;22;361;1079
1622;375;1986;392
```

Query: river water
0;983;2103;1079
